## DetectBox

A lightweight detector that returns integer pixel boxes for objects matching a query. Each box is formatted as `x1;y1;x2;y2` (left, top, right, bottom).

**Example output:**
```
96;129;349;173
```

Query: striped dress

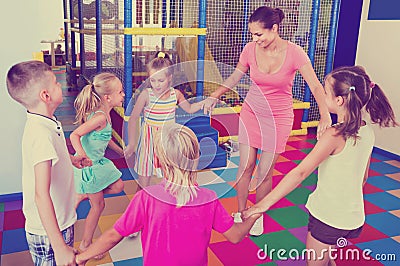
134;87;177;177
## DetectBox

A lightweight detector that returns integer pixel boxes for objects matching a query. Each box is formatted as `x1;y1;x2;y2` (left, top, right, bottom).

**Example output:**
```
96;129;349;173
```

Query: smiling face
249;21;278;49
149;68;172;97
107;79;125;107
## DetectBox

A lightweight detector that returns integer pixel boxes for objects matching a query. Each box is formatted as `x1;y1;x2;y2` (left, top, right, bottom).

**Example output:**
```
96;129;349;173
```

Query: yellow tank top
306;125;375;229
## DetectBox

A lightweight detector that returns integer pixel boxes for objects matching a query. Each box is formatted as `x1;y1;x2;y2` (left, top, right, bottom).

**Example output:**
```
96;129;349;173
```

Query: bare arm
34;161;76;266
223;213;261;244
299;62;332;138
69;113;107;158
176;90;205;114
204;63;248;114
211;63;248;98
108;139;124;157
124;91;148;157
243;128;340;218
76;228;123;265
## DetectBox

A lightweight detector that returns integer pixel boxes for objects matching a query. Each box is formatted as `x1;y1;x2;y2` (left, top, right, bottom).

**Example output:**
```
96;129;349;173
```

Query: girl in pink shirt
76;123;261;265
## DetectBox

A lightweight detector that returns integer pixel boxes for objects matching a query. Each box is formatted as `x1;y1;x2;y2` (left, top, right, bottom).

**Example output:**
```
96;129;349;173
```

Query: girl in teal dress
70;73;125;257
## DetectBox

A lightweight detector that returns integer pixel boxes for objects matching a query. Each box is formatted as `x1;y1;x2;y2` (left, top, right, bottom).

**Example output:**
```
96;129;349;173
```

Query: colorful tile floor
1;68;400;265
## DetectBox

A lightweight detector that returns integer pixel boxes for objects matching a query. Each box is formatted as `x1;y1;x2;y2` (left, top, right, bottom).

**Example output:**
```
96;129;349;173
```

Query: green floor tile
286;187;312;205
293;160;302;165
301;172;318;186
250;230;306;261
258;262;278;266
301;148;313;154
0;203;4;212
306;138;317;145
267;206;309;229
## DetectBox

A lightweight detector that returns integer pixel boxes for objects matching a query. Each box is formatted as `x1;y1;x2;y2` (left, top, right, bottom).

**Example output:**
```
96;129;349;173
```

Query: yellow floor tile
102;195;131;216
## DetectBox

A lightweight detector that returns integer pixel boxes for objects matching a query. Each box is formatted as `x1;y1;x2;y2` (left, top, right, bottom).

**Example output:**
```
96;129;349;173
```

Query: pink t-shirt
239;41;310;117
114;182;234;266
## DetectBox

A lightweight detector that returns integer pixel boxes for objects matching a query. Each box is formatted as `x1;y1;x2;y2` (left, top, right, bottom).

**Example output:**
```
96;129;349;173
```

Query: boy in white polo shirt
6;61;89;266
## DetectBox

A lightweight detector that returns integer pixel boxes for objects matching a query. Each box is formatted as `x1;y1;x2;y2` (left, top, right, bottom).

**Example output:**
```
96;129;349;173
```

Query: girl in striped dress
125;52;205;189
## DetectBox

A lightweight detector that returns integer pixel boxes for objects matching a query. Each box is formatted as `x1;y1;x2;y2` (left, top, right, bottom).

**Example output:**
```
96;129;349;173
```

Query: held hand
124;145;135;158
81;157;93;167
54;245;76;266
203;97;218;115
71;155;92;168
76;254;87;266
317;115;332;140
242;205;265;220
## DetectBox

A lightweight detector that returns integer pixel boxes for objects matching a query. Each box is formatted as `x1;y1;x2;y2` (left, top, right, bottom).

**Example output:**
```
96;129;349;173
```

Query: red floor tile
3;210;25;231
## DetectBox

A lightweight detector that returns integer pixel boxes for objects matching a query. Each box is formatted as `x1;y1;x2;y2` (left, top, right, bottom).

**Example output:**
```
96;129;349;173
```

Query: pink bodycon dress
238;41;310;153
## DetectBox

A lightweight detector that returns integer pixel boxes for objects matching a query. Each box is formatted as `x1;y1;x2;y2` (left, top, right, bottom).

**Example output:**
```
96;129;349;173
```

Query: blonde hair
74;73;119;124
6;61;52;109
154;123;199;207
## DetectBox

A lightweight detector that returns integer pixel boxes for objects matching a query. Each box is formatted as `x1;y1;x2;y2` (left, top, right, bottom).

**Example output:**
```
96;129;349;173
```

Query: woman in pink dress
204;6;331;235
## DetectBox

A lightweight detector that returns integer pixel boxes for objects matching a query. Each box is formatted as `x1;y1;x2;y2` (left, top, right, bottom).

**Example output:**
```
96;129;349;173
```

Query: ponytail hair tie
157;52;166;58
370;82;376;89
349;86;355;92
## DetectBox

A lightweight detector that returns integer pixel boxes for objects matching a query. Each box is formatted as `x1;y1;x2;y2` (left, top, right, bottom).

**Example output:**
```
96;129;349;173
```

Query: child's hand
76;254;87;266
242;205;265;220
124;144;135;158
71;155;92;168
54;245;76;266
203;97;218;115
81;157;93;167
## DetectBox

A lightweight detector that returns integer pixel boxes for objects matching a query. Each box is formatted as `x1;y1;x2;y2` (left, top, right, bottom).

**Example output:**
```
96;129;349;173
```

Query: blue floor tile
364;192;400;211
202;183;237;199
370;162;400;174
213;168;238;182
1;228;29;254
371;153;393;161
120;168;137;181
229;156;240;166
114;257;143;265
356;238;400;265
76;200;91;220
367;176;400;191
365;212;400;237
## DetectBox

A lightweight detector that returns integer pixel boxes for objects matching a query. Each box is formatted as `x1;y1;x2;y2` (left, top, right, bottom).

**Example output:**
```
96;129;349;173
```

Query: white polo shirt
22;112;76;235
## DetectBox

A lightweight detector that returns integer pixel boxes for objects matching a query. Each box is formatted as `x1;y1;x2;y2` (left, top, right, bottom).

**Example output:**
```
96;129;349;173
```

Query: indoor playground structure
62;0;340;169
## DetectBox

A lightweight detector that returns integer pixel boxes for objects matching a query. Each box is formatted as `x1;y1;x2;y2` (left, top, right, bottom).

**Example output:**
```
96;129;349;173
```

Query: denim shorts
26;225;74;266
308;214;363;245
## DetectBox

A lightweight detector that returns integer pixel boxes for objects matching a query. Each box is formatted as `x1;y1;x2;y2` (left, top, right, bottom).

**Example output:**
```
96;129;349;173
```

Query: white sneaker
128;232;139;238
232;212;243;223
249;215;264;236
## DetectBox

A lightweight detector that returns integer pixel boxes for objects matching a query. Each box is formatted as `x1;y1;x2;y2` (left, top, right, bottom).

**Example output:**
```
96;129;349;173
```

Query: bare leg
80;192;105;250
255;152;280;203
235;144;258;212
306;232;334;266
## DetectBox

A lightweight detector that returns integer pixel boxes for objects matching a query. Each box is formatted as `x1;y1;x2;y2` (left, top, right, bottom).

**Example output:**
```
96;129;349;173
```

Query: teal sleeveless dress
74;111;122;194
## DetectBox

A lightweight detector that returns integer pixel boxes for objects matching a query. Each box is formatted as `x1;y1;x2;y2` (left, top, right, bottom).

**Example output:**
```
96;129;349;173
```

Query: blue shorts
308;214;363;245
26;225;74;266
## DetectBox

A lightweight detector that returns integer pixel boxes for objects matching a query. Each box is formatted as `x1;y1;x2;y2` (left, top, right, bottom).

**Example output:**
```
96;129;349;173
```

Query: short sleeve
239;42;252;68
31;135;58;166
291;43;310;70
114;191;145;236
212;200;234;233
